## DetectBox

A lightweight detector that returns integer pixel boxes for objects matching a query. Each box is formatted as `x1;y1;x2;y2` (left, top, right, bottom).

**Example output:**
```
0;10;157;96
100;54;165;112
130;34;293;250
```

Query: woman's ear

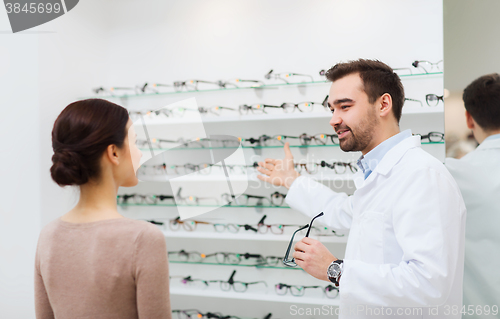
105;144;120;165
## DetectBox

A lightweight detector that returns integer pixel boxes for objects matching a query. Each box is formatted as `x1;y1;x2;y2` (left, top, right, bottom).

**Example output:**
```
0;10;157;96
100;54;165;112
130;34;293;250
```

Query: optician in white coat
257;60;466;319
446;135;500;315
445;73;500;318
286;134;466;318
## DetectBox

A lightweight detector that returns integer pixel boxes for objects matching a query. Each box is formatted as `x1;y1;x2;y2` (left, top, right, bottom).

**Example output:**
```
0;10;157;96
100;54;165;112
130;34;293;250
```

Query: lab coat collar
353;135;421;189
477;137;500;150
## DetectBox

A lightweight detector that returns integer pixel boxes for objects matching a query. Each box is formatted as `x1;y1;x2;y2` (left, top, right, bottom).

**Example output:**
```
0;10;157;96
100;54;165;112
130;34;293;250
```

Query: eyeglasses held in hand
283;212;324;267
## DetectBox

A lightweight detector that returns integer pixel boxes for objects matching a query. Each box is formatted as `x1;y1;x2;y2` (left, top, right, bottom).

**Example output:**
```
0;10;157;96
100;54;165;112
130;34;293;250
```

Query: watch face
328;263;341;277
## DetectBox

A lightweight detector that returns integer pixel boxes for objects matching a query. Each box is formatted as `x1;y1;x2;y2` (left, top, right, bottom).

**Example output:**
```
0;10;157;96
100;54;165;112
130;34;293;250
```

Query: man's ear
106;144;120;165
465;110;475;130
379;93;393;118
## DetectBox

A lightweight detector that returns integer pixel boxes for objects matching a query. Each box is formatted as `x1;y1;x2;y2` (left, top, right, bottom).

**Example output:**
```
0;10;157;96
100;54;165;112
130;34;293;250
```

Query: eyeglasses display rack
108;68;444;317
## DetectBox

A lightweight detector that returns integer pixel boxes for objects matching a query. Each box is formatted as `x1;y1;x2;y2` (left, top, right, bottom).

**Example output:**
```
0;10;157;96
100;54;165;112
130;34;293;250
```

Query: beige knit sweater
34;217;172;319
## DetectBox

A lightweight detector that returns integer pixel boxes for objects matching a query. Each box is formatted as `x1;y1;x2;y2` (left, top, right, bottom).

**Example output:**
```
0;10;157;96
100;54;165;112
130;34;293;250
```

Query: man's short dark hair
463;73;500;131
325;59;405;122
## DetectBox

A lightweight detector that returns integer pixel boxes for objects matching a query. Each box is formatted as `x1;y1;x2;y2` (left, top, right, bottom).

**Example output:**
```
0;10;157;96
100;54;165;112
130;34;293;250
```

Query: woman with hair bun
35;99;172;319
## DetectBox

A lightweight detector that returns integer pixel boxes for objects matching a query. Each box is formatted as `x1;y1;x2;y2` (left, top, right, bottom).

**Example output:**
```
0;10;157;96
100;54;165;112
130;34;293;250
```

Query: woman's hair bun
50;99;129;187
50;149;89;186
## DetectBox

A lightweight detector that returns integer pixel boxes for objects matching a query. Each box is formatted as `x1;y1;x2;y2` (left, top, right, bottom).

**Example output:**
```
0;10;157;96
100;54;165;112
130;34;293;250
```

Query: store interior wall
443;0;500;156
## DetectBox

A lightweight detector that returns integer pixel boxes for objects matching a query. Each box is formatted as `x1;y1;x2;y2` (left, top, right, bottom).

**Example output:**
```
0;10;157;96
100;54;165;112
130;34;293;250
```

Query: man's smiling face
327;73;379;153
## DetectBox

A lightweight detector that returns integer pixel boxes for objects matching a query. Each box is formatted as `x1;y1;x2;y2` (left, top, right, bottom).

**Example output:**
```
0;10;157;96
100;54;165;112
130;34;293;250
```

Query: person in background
257;59;466;318
35;99;172;319
446;73;500;318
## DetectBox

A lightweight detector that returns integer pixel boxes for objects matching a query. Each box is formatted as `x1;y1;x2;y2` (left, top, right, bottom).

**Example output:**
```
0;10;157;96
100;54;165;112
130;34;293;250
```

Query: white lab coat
286;136;466;319
446;138;500;318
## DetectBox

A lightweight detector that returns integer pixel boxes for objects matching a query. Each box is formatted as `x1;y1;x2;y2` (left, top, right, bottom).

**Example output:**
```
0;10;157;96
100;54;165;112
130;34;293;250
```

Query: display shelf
169;260;304;271
137;174;355;183
85;72;443;100
162;230;348;243
138;141;443;152
139;144;340;151
118;203;291;209
170;287;340;306
132;105;443;126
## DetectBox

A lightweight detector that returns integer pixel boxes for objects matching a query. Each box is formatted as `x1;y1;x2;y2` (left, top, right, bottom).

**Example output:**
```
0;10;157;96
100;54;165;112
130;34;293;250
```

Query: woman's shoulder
39;217;163;242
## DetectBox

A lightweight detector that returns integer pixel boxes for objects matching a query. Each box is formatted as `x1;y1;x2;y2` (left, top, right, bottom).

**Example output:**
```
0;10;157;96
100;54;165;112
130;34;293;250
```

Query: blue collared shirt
357;129;412;179
484;133;500;141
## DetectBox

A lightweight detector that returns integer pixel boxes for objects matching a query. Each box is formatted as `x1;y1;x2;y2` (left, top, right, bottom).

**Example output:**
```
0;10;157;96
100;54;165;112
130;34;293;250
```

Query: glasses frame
283;212;324;267
425;94;444;106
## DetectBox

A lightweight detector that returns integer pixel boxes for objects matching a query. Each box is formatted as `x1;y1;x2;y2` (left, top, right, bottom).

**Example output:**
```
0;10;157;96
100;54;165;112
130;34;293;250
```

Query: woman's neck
61;178;122;223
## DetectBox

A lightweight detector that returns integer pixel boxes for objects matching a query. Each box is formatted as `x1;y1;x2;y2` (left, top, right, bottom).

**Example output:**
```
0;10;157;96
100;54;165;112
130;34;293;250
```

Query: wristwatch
327;259;343;287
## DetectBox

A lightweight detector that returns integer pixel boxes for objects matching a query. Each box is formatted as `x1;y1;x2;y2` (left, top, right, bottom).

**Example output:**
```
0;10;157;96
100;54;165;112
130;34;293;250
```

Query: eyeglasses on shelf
175;187;220;206
294;161;358;175
168;250;204;263
275;283;339;299
169;216;211;232
283;212;324;267
173;309;243;319
415;131;444;143
221;192;287;207
412;60;443;74
208;270;268;293
425;94;444;106
202;252;264;265
241;133;338;147
116;193;174;205
264;69;314;83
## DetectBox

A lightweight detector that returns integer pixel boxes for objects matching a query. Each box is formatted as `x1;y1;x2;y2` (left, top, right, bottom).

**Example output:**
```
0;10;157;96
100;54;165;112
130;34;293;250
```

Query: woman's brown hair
50;99;130;187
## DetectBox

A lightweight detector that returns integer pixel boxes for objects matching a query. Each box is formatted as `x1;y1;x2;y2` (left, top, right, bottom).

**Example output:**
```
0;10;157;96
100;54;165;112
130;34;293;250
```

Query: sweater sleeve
134;224;172;319
34;242;55;319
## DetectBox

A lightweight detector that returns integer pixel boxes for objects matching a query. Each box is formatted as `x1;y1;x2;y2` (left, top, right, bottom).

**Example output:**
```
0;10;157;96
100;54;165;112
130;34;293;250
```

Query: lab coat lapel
354;136;421;190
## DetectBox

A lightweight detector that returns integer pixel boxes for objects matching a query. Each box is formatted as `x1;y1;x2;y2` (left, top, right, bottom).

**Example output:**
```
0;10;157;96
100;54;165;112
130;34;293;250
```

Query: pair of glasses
169;217;211;231
412;60;443;73
208;270;268;292
136;137;197;150
168;250;205;263
117;193;174;205
171;80;216;92
203;252;264;264
176;188;219;206
217;78;264;88
172;309;242;319
257;215;298;235
294;161;358;175
242;133;338;147
213;223;258;233
222;192;286;207
426;94;444;106
264;70;314;83
416;132;444;143
283;212;324;267
275;283;339;298
198;106;238;116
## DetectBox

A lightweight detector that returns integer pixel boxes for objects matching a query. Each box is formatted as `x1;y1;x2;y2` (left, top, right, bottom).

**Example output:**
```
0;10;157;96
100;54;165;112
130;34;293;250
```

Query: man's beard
338;107;378;152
